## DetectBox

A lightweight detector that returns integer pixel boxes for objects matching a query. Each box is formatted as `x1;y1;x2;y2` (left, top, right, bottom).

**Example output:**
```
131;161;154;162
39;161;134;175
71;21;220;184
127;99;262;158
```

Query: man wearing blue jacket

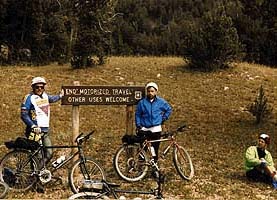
135;82;172;163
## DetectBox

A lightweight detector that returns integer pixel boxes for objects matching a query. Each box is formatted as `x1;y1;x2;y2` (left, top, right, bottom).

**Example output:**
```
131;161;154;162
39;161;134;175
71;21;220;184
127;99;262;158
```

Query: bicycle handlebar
176;124;186;132
161;124;187;138
76;130;95;144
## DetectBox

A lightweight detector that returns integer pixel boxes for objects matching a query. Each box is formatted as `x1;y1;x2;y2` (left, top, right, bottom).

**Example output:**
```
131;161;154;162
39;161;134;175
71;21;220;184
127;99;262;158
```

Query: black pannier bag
4;137;40;151
121;134;145;144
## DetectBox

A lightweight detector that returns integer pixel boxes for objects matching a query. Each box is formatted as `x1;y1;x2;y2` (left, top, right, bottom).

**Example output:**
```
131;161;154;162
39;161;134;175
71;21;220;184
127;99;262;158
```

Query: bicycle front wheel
113;144;149;182
0;149;39;191
68;192;108;200
0;181;9;199
173;145;194;180
69;157;106;193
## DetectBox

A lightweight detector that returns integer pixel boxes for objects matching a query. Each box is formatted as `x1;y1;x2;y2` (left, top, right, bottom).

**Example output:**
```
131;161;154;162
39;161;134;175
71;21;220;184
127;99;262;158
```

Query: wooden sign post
126;105;134;135
71;81;80;158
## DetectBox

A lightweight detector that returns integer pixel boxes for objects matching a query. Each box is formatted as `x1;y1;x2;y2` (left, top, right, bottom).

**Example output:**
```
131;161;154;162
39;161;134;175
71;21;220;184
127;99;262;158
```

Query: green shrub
247;85;273;124
181;7;243;71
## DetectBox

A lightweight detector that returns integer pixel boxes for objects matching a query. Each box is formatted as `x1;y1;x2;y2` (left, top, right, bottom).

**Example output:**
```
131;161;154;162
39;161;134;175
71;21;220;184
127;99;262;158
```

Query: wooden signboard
61;85;145;105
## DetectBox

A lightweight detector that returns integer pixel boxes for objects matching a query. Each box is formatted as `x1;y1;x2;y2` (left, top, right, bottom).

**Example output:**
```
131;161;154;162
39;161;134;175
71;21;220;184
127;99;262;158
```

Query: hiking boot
36;182;45;193
151;170;159;180
272;180;277;189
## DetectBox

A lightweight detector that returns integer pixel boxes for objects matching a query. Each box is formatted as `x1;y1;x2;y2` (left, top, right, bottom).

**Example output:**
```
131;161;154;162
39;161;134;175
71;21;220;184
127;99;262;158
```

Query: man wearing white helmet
135;82;172;165
244;133;277;189
21;77;63;164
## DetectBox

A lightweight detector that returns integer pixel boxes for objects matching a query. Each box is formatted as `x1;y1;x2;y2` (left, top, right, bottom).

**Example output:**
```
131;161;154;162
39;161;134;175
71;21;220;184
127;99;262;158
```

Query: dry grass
0;56;277;199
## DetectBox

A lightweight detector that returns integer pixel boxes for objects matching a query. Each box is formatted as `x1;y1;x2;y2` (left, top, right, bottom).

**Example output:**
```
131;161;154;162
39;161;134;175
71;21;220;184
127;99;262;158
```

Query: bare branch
55;0;61;8
98;13;122;33
98;19;112;33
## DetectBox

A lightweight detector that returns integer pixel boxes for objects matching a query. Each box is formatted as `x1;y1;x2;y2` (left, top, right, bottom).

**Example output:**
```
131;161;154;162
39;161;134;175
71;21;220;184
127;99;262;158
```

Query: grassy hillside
0;57;277;199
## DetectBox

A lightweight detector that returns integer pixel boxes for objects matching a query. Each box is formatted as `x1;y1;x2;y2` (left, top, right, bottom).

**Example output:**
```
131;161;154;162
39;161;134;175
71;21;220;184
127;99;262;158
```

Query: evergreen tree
181;6;242;71
71;0;118;68
237;0;277;66
1;0;276;66
0;0;70;65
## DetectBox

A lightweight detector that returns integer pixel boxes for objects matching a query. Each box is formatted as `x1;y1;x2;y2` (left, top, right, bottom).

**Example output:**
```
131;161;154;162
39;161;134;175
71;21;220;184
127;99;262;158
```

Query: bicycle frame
112;170;164;199
133;130;190;176
69;171;164;200
15;133;90;181
105;185;161;199
45;144;79;171
141;134;178;161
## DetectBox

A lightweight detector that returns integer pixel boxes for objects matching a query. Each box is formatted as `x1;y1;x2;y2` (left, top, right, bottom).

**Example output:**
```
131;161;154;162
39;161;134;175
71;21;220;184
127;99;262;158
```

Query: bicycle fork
161;144;171;159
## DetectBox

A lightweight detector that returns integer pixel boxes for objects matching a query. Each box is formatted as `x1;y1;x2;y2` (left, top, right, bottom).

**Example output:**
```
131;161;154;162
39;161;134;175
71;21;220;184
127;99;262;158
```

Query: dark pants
42;133;52;161
137;130;161;162
246;167;272;183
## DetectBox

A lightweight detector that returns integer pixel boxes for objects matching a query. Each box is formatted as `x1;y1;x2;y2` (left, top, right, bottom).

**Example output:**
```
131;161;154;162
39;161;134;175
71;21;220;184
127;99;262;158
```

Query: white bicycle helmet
259;133;270;144
145;82;158;91
31;77;46;86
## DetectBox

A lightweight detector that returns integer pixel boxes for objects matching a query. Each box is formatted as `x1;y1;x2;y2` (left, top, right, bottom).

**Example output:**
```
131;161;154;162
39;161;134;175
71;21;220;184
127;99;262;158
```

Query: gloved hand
59;89;64;98
260;158;267;167
31;125;41;134
136;126;142;133
273;174;277;182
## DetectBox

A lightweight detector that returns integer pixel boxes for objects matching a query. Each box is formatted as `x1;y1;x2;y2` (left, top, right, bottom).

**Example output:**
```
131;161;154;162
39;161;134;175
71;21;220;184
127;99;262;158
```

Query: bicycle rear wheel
113;144;149;182
69;157;106;193
0;181;9;199
173;145;194;180
0;149;39;191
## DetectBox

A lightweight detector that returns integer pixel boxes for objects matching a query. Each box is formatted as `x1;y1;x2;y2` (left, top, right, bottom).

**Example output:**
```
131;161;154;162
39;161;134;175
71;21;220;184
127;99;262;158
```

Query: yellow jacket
244;146;276;172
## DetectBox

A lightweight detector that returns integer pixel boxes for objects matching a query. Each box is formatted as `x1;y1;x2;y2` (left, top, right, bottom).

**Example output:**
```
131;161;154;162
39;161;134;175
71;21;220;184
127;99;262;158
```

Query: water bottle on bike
52;155;66;168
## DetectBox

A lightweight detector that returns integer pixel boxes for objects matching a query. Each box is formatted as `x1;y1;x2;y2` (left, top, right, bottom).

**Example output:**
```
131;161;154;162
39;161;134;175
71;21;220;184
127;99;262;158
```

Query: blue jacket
244;146;276;172
135;96;172;128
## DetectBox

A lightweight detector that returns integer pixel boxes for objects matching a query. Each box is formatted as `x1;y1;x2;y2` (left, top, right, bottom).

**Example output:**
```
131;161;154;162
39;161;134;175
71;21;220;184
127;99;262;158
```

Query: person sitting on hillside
244;133;277;188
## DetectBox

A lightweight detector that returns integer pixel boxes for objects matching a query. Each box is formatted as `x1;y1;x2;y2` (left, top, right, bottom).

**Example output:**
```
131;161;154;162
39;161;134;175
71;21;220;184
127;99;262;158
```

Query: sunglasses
34;85;45;89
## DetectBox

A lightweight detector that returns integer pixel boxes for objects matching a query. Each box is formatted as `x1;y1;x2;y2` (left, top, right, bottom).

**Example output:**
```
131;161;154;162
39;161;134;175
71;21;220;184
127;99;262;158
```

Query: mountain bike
68;170;165;199
0;181;9;199
0;131;106;194
113;125;194;182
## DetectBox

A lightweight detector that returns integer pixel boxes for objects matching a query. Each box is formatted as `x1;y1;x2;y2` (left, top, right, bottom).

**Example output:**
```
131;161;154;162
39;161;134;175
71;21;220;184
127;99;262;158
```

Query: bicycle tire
113;144;149;182
68;191;108;199
0;181;9;199
173;145;194;180
0;149;39;191
69;157;106;194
